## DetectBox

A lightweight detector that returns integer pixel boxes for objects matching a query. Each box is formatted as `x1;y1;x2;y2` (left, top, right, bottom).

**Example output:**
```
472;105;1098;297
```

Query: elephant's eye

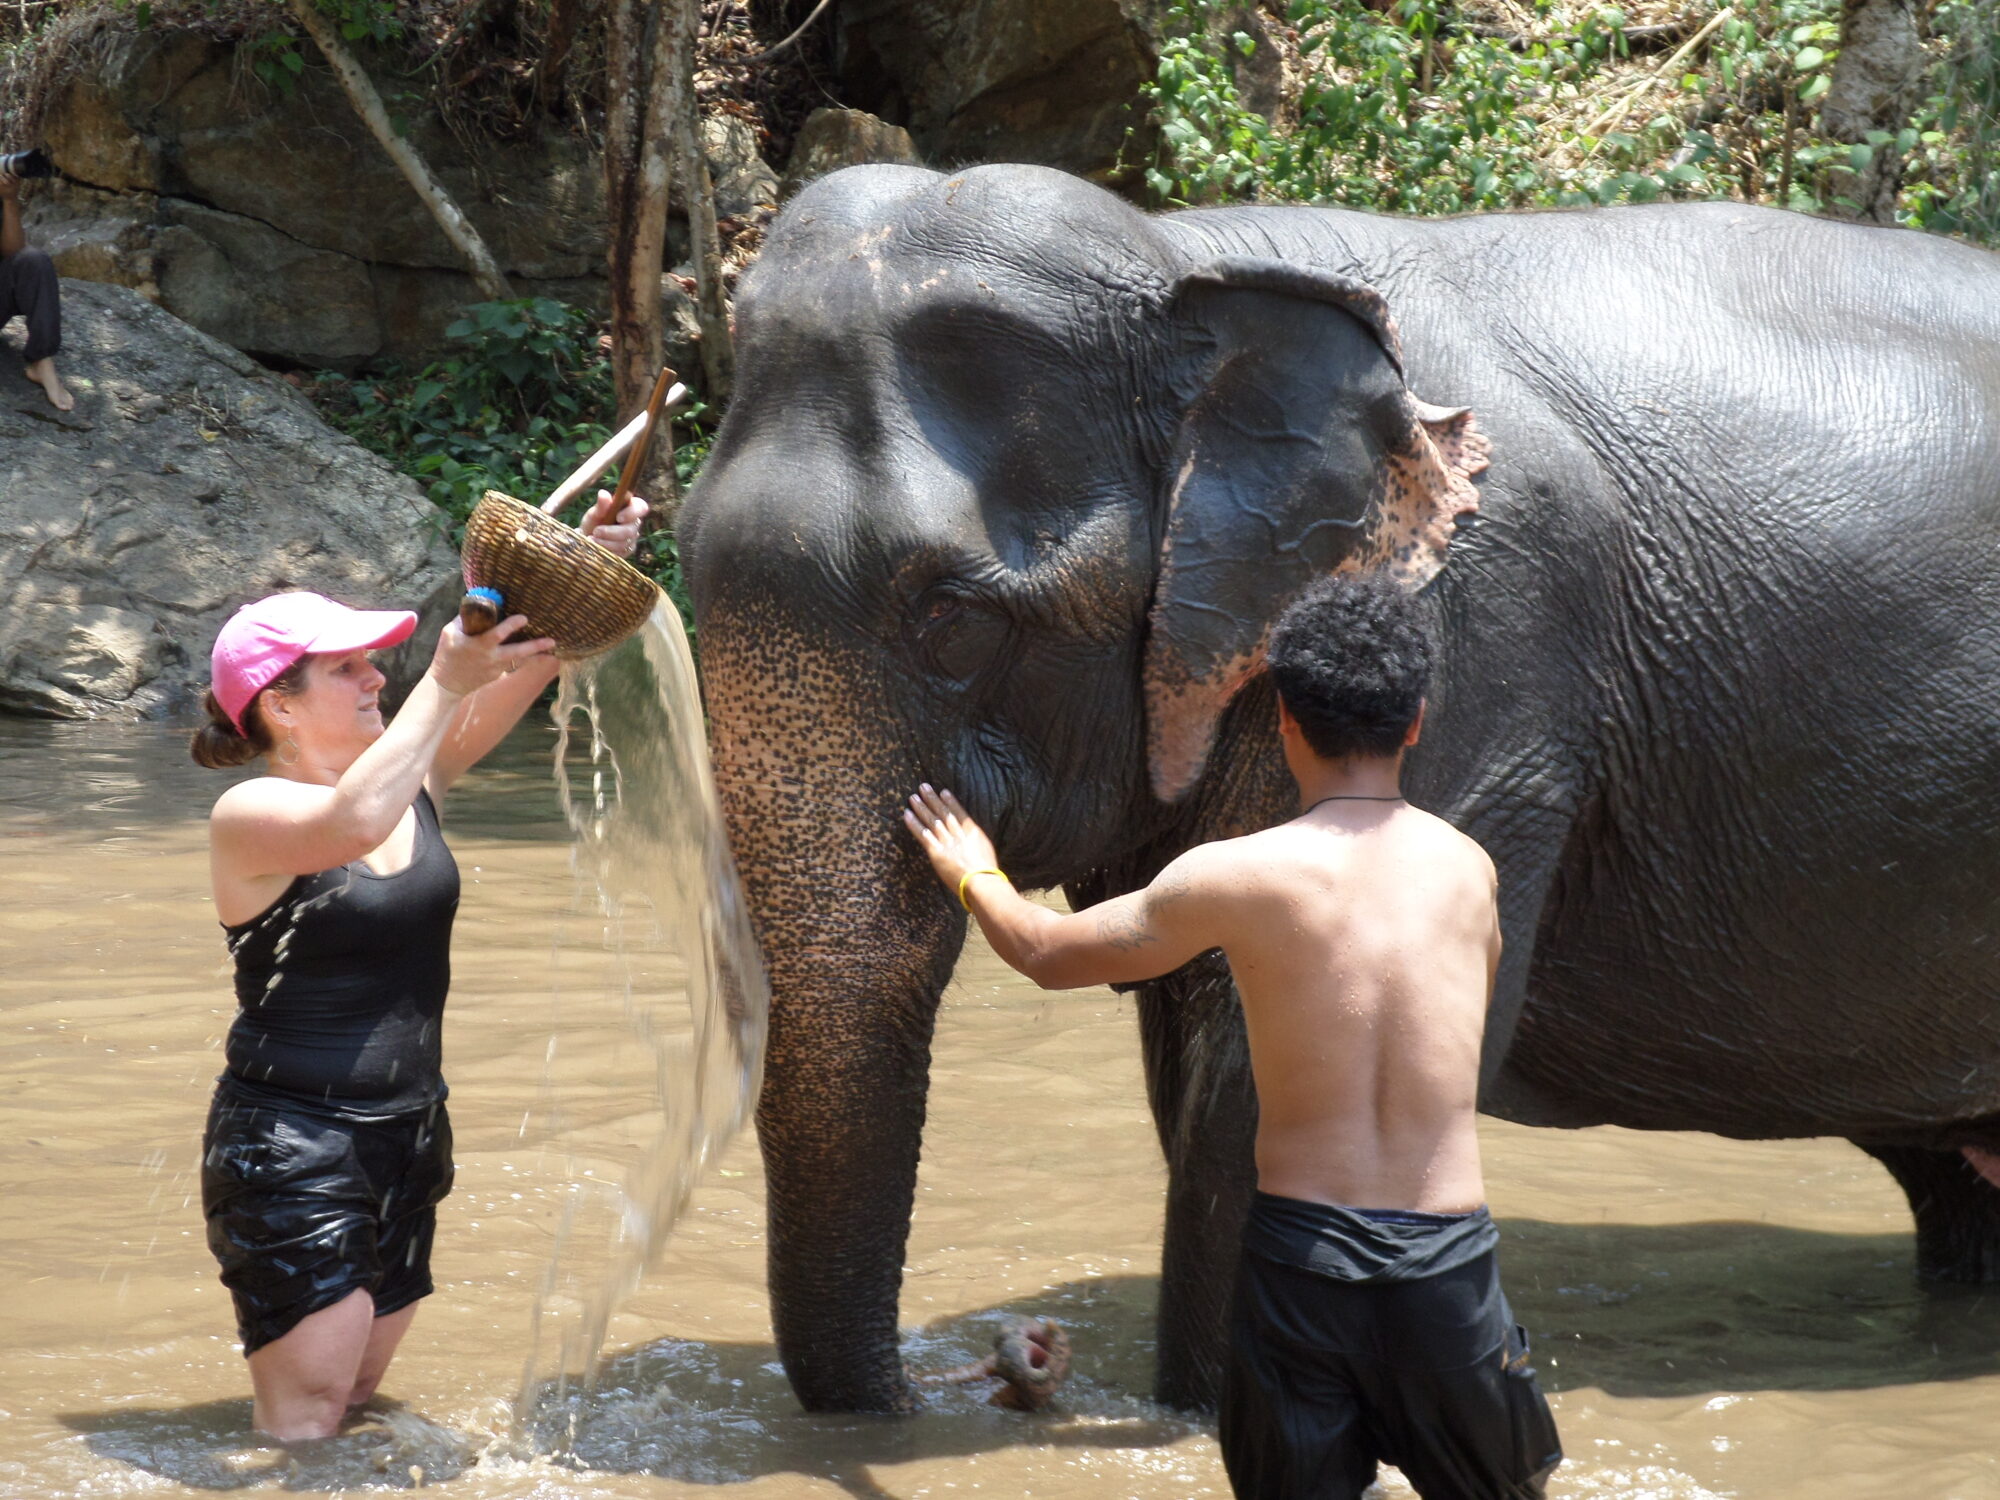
910;589;1010;682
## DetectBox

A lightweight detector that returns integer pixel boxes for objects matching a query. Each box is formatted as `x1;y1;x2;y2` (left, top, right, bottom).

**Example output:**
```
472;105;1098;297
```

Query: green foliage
246;0;407;91
1139;0;2000;242
1904;0;2000;239
93;0;404;93
307;298;710;625
242;29;308;91
1149;0;1643;212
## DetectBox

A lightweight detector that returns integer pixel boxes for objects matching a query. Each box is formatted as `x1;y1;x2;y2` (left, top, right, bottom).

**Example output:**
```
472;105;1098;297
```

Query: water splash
515;601;768;1443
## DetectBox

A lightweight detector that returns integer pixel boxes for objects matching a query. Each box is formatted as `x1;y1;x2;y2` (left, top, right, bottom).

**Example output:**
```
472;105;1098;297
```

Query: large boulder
830;0;1163;177
0;280;458;721
780;107;924;198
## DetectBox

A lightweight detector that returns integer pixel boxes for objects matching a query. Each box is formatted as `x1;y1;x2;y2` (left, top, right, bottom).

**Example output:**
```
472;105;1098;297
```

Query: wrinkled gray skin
678;163;2000;1415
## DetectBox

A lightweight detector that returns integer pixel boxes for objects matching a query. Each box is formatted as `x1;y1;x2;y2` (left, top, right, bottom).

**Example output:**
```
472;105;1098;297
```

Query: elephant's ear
1143;258;1490;803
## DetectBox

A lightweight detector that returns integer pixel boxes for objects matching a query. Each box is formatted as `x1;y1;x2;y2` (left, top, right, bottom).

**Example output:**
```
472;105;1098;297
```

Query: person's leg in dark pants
1359;1259;1563;1500
0;248;70;410
1220;1251;1382;1500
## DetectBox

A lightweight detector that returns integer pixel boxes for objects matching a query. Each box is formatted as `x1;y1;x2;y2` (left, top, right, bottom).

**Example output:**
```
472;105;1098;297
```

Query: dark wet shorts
1221;1193;1562;1500
201;1080;454;1355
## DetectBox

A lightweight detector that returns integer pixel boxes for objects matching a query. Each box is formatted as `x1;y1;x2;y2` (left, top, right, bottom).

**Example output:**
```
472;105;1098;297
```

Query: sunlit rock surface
781;108;924;199
0;280;457;720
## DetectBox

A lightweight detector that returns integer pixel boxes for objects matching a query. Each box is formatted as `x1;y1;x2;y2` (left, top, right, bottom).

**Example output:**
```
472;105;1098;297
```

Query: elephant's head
678;163;1485;1412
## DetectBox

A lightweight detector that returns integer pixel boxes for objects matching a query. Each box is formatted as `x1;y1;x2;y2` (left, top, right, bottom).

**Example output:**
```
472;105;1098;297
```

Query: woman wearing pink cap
190;491;645;1440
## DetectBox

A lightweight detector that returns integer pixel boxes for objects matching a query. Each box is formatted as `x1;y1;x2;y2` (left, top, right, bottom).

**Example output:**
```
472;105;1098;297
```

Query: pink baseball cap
210;591;418;734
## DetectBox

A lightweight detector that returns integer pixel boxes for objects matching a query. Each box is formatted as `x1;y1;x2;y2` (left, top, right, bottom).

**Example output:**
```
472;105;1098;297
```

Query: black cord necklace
1305;794;1405;814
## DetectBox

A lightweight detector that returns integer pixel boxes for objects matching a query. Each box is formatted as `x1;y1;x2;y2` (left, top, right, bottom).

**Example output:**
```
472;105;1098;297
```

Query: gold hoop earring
276;733;300;767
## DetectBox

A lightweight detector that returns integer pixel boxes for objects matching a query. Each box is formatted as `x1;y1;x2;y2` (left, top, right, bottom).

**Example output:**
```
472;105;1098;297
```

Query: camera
0;148;56;181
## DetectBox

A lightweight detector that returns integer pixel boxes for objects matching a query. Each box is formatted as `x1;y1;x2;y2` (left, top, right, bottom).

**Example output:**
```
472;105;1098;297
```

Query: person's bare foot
24;357;73;412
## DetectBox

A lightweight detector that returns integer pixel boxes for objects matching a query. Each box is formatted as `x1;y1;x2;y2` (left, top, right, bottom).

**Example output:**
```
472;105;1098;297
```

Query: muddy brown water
3;717;1997;1498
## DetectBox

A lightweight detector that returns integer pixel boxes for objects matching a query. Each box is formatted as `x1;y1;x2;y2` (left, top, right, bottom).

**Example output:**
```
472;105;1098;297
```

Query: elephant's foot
915;1317;1072;1411
1859;1141;2000;1282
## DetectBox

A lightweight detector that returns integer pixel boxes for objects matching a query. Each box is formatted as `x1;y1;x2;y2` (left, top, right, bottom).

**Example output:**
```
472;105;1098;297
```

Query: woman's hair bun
190;689;266;770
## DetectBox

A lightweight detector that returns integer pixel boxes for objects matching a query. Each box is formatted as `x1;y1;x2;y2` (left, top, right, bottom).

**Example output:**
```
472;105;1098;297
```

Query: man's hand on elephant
579;487;649;559
904;785;1003;900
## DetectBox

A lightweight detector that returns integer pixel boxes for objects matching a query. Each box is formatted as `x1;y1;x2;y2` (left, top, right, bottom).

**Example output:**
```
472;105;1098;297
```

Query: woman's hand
903;785;1001;895
427;615;555;698
579;488;650;559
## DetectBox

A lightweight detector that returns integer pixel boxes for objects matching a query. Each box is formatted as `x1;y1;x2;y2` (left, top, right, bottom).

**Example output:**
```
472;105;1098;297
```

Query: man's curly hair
1266;573;1433;760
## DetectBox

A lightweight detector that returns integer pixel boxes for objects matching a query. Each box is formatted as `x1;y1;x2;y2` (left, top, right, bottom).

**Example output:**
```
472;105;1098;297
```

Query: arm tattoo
1097;902;1154;951
1150;869;1193;905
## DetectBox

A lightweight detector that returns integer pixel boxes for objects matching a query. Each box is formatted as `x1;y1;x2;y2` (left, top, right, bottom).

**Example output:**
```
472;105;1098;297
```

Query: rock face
0;280;459;720
26;31;778;367
20;4;1178;368
781;108;924;198
830;0;1163;177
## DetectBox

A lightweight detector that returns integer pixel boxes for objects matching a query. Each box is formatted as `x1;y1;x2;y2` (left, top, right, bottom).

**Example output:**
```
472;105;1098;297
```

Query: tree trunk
284;0;513;301
1819;0;1925;223
537;0;584;114
604;0;670;422
680;115;736;402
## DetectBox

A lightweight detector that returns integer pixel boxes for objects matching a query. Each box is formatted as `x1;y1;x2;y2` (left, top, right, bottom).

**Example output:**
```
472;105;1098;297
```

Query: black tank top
222;789;459;1117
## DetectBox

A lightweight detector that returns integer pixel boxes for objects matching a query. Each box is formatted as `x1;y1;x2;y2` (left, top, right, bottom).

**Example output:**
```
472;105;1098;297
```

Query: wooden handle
607;366;677;519
459;586;504;635
540;370;688;518
541;410;651;516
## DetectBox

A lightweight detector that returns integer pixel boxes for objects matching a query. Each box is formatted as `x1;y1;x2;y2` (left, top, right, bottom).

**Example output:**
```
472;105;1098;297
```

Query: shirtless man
904;573;1561;1500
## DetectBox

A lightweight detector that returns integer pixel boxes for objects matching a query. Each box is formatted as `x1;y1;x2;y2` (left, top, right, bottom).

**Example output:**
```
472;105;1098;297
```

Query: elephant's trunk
703;620;962;1413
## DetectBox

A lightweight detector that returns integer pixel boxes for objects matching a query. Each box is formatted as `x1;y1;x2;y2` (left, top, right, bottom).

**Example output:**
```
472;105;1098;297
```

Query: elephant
677;161;2000;1415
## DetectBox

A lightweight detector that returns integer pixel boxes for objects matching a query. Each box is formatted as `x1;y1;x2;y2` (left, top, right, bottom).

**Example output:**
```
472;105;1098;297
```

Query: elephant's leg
1858;1142;2000;1282
1137;954;1260;1412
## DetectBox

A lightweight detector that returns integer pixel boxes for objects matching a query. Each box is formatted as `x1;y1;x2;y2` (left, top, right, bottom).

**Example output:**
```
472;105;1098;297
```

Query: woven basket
461;490;660;659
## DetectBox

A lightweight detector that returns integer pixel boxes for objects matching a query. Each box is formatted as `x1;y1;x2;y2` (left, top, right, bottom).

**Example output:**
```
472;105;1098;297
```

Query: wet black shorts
201;1081;454;1355
1221;1199;1562;1500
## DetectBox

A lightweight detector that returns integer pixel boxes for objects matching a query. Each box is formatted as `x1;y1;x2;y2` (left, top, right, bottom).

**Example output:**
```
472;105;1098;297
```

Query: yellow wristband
957;867;1007;911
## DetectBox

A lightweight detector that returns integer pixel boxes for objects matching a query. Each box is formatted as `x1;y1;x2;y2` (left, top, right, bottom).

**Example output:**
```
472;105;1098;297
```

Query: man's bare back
1162;803;1497;1213
908;784;1498;1213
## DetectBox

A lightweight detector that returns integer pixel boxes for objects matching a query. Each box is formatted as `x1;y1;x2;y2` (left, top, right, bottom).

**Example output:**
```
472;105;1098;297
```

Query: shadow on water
59;1222;2000;1493
58;1282;1193;1496
57;1397;460;1492
527;1288;1198;1495
1499;1217;2000;1398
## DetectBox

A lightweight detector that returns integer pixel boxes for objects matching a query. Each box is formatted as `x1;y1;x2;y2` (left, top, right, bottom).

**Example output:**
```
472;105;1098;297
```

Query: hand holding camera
0;149;56;182
0;149;56;200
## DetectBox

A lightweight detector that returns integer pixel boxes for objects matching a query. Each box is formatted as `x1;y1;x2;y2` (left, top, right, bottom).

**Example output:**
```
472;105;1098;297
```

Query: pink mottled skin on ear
1144;644;1266;804
1342;407;1492;587
1143;400;1491;803
1965;1145;2000;1190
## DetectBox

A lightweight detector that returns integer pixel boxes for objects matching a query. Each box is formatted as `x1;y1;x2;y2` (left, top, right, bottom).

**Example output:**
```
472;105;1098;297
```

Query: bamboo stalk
1779;78;1798;206
681;120;734;401
283;0;512;300
1581;7;1734;156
